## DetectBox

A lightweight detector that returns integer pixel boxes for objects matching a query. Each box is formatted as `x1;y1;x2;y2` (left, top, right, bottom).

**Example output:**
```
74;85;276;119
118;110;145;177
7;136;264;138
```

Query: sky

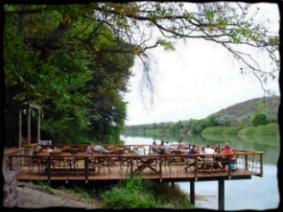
123;3;280;126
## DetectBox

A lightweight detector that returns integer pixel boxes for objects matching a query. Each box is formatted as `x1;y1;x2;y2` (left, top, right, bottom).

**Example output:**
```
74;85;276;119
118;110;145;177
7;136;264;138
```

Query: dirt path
16;183;99;209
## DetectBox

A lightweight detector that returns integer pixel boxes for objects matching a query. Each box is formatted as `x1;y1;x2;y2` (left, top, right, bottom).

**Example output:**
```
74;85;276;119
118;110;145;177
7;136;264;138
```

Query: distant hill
211;95;280;118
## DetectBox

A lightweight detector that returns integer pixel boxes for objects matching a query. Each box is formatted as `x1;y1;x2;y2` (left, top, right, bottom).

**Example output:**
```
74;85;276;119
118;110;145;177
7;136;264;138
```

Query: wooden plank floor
16;164;253;182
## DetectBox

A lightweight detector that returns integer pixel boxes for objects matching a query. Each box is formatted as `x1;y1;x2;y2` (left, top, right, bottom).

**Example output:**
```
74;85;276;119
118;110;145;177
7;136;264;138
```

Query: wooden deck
4;143;263;210
5;143;263;183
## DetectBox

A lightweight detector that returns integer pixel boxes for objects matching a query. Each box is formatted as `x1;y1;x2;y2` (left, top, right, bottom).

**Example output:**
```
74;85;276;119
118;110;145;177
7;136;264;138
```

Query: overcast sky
123;3;280;126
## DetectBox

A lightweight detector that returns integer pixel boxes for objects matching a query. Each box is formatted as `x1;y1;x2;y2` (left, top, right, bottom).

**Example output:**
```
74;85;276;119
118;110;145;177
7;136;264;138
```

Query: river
121;134;280;210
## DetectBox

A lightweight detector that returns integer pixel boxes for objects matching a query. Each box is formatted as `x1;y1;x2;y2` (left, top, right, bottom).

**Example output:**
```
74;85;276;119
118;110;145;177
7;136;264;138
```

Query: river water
121;134;280;210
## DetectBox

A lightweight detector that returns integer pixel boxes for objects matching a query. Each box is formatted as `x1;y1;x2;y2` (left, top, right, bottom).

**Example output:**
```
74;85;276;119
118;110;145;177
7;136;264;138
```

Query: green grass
34;182;56;195
100;177;194;209
223;125;246;135
238;123;279;136
202;126;227;135
202;123;278;137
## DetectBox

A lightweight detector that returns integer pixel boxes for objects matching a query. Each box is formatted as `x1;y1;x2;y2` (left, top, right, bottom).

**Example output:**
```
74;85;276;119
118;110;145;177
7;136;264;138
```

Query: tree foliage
4;3;279;145
4;4;134;145
252;114;268;126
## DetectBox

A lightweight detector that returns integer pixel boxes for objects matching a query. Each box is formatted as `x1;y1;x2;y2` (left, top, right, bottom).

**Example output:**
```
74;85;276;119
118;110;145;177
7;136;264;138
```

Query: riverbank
14;179;194;209
201;123;279;139
15;182;100;208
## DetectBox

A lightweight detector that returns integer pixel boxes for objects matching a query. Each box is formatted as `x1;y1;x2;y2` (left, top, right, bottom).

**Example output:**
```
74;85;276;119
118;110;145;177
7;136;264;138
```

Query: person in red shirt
223;143;235;155
222;143;237;171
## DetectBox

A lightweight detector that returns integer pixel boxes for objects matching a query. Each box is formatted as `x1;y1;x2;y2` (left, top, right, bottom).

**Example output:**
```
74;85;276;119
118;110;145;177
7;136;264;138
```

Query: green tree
252;114;268;126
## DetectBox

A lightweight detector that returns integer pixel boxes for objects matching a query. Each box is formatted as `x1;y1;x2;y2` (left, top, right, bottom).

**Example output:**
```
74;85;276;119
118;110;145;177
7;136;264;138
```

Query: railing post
227;157;231;178
47;156;51;183
130;158;133;177
159;156;162;182
194;155;198;181
259;153;263;176
245;155;248;171
85;157;89;183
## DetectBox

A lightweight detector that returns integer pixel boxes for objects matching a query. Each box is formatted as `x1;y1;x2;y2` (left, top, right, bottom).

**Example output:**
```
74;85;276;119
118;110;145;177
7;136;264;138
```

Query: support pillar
27;107;31;144
171;182;175;187
18;110;22;148
190;180;195;205
37;109;41;144
218;179;225;210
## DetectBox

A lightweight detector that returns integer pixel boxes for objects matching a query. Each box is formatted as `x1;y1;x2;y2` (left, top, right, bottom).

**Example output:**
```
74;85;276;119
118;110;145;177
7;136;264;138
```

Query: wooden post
27;107;31;144
190;180;195;205
259;153;263;176
194;157;198;180
171;182;175;187
130;158;133;177
85;157;89;183
18;110;22;148
47;156;51;183
218;179;225;210
159;156;162;182
245;155;248;171
37;109;41;144
227;157;231;178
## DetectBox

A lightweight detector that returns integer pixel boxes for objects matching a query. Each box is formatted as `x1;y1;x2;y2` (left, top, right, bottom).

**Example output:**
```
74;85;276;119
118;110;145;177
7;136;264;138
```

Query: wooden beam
190;180;195;205
218;179;225;210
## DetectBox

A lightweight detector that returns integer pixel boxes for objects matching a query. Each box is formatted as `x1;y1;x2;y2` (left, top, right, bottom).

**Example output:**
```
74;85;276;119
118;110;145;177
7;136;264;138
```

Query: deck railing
6;145;264;182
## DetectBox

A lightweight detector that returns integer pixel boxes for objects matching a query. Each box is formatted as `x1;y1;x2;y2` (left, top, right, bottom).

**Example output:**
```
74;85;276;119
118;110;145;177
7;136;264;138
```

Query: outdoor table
133;154;160;173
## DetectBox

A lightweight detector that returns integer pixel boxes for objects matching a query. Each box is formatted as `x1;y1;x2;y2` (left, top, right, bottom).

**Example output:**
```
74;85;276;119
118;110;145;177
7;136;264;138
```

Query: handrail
8;150;264;179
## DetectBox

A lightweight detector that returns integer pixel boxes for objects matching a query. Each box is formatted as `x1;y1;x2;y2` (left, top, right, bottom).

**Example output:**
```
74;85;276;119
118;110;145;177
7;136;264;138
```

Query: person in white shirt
164;141;171;150
204;145;215;154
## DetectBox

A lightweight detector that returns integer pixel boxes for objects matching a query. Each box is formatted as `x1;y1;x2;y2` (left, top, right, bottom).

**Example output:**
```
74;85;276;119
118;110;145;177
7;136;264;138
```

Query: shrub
100;177;193;209
100;178;159;209
252;114;268;126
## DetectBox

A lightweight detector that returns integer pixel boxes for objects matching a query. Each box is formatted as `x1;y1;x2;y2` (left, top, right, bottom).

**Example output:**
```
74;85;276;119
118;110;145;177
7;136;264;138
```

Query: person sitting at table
204;145;215;154
214;144;221;154
185;145;200;171
93;145;109;153
86;144;94;154
159;141;166;154
222;143;237;170
214;144;223;169
177;138;187;150
188;145;198;158
164;141;171;151
86;144;109;154
151;141;160;153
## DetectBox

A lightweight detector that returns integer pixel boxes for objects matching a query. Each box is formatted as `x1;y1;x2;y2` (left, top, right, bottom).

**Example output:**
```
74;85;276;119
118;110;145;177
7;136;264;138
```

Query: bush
100;178;159;209
100;177;194;209
252;114;268;126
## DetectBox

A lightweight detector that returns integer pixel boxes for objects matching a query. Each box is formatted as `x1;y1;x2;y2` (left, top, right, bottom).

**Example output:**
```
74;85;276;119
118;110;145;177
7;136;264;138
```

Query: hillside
211;96;280;118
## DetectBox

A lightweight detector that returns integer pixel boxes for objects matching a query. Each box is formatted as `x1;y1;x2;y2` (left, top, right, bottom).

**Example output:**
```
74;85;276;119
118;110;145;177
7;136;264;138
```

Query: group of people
188;143;235;157
150;140;236;170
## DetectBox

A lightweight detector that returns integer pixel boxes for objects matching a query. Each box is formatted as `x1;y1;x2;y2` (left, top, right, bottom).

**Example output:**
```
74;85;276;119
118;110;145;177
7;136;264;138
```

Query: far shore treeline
125;96;280;139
